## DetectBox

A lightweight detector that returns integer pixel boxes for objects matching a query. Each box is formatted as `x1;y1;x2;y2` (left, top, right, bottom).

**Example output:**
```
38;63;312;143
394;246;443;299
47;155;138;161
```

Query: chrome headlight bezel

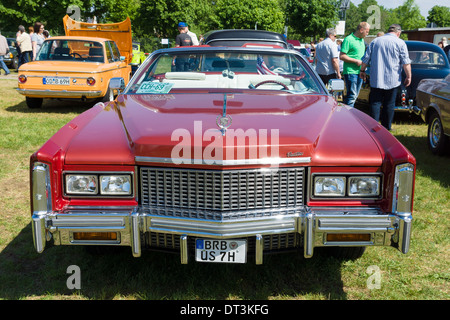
64;172;134;197
311;173;382;199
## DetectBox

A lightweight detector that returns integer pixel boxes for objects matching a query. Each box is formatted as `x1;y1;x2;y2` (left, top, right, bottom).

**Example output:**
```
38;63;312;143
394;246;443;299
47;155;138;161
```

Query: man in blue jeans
340;22;370;107
360;24;412;131
0;32;11;75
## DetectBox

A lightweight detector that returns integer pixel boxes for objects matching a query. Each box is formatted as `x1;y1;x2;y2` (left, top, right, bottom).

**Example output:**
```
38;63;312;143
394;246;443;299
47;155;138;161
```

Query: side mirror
110;77;125;92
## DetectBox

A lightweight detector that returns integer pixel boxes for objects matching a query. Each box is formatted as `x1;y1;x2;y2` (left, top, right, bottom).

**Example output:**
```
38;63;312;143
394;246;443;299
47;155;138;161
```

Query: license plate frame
195;239;247;263
43;77;70;85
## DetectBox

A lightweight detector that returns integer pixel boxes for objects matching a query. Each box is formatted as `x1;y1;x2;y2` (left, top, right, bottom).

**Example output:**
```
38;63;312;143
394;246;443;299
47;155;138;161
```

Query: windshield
36;39;105;63
127;49;323;94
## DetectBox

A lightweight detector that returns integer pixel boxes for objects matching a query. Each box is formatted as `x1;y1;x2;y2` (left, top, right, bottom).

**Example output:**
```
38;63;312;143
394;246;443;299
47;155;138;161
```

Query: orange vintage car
17;15;132;108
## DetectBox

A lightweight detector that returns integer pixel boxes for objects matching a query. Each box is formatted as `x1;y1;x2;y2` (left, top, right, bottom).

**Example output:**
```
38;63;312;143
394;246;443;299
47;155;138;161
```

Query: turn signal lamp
73;232;118;241
327;233;371;242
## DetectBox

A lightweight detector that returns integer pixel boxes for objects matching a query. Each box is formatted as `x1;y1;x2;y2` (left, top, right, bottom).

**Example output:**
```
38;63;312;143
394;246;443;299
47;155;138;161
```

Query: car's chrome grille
140;167;305;215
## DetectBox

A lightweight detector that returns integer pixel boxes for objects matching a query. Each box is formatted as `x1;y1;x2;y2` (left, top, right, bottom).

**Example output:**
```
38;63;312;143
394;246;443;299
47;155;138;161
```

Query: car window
409;51;446;66
108;41;121;62
36;40;104;63
128;49;323;95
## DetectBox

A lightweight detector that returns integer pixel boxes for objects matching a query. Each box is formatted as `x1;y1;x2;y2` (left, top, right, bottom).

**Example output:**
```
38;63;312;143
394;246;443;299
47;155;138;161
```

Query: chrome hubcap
429;118;441;148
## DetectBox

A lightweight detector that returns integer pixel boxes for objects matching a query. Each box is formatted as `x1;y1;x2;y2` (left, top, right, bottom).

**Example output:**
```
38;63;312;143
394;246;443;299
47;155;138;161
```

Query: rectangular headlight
100;175;132;195
314;176;346;197
65;174;98;195
348;176;380;197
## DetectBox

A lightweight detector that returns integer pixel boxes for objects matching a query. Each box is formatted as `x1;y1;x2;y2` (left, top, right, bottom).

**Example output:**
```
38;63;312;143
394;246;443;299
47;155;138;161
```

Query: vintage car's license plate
43;77;70;85
195;239;246;263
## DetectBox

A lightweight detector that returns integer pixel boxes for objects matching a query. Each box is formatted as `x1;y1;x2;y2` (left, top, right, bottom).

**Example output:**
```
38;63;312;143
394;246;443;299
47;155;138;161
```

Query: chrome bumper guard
31;207;412;264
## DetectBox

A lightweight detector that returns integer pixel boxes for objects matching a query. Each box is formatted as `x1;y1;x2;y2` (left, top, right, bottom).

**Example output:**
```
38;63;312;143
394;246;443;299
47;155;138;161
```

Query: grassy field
0;76;448;301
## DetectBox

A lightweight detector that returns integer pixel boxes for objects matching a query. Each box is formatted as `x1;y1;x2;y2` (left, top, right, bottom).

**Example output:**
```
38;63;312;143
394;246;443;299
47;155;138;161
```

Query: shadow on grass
6;98;96;115
0;223;348;300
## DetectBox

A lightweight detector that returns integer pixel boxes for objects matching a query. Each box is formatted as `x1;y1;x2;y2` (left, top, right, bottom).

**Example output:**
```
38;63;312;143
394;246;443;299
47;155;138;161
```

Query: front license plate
43;77;70;85
195;239;247;263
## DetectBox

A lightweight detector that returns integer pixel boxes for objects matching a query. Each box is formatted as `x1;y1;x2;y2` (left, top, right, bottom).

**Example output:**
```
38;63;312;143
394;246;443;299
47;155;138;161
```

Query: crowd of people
314;22;413;131
0;22;49;76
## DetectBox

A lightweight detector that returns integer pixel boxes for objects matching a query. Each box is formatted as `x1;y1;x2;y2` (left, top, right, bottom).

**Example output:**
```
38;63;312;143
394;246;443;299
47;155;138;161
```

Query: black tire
26;97;43;108
428;112;449;155
328;246;366;260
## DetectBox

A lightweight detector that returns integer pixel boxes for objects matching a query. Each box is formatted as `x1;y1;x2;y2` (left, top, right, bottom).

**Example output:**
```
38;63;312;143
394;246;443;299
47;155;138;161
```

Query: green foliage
285;0;340;39
387;0;427;32
214;0;285;32
427;5;450;27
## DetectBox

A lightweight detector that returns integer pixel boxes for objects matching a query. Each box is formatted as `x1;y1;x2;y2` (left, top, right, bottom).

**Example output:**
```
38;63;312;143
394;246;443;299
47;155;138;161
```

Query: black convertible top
204;29;289;48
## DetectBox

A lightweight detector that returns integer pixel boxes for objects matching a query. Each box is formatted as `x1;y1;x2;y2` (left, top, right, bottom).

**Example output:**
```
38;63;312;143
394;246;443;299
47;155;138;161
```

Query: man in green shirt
340;22;370;107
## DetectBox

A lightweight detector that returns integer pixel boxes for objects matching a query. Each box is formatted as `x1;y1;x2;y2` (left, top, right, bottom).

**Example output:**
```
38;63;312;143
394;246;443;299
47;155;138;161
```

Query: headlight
100;175;132;195
66;175;98;195
313;174;381;198
314;176;346;197
64;172;133;196
348;176;380;197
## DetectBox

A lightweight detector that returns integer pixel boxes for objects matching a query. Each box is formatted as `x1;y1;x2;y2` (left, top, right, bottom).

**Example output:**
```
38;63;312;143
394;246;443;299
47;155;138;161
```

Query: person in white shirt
16;25;33;66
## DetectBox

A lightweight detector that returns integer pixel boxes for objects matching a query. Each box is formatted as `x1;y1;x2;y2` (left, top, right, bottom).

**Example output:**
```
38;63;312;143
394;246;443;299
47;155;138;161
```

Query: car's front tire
428;112;448;155
26;97;43;108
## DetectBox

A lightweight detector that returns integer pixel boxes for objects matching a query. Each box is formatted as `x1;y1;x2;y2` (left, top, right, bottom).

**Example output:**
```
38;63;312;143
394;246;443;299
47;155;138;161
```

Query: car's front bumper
16;88;103;99
31;206;412;264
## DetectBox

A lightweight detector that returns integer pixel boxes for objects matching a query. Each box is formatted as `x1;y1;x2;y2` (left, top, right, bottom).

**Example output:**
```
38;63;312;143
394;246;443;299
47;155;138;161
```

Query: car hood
63;92;383;167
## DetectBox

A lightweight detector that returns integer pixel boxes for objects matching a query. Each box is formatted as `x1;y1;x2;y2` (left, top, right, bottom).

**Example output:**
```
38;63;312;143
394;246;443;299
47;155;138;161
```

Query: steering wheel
253;80;289;90
70;52;83;59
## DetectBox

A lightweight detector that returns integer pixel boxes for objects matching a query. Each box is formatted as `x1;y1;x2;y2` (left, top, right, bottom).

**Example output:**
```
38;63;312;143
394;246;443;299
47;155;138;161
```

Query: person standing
339;22;370;107
16;25;33;67
31;22;45;60
174;22;193;71
360;24;412;131
314;28;341;86
0;32;11;75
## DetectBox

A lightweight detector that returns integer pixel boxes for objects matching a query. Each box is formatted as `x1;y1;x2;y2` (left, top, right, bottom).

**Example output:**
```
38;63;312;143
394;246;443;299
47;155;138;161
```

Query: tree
285;0;340;40
387;0;427;32
214;0;285;32
427;6;450;27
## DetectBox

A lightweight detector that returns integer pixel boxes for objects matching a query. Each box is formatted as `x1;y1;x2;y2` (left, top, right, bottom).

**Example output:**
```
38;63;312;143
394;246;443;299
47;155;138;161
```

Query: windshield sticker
136;82;174;94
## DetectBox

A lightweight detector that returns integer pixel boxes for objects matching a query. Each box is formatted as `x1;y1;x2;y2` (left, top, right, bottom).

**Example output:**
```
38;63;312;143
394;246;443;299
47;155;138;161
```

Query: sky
349;0;450;19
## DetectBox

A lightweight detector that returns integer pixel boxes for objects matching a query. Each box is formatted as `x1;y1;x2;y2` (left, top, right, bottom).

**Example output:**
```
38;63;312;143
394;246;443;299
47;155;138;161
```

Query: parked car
16;15;132;108
358;40;450;112
415;73;450;155
30;44;415;264
131;42;146;74
4;38;19;70
204;29;289;48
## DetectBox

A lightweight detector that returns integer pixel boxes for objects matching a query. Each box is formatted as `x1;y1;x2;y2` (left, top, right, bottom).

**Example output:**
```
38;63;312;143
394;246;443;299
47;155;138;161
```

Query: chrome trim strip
16;88;102;97
135;156;311;165
19;66;129;74
146;216;298;237
417;89;450;102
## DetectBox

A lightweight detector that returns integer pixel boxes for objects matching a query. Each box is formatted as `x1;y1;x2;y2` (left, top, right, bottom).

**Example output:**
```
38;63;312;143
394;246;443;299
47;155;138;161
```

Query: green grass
0;77;448;300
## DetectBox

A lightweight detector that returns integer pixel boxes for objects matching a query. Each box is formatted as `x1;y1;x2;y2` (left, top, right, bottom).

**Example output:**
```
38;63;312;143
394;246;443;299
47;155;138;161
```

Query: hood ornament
216;94;232;136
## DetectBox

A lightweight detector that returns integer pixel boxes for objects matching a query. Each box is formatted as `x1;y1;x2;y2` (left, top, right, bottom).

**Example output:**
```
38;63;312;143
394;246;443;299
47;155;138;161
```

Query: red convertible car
30;45;415;264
